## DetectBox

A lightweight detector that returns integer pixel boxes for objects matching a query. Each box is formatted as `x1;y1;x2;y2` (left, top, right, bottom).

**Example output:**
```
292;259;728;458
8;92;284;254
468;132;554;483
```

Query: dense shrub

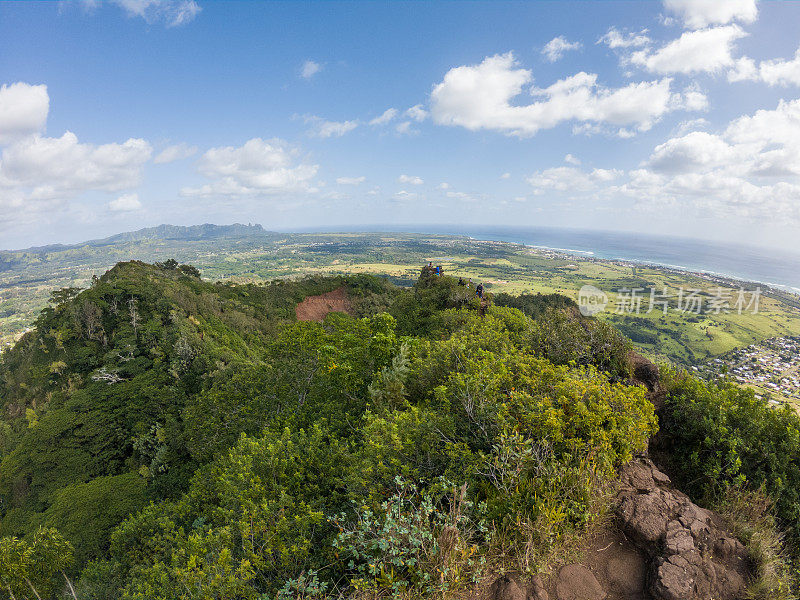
0;263;660;599
493;291;577;318
659;369;800;549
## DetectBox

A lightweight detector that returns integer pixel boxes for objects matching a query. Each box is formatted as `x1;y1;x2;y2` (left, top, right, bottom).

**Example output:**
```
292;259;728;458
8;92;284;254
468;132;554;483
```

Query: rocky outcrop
488;458;751;600
554;565;605;600
617;458;749;600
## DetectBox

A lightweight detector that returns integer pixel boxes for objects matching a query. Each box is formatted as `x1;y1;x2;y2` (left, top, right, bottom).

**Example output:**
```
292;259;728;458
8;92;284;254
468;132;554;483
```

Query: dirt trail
295;287;355;322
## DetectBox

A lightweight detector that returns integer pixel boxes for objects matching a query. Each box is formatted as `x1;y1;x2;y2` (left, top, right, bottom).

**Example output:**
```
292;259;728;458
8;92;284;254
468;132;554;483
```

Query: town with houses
695;336;800;408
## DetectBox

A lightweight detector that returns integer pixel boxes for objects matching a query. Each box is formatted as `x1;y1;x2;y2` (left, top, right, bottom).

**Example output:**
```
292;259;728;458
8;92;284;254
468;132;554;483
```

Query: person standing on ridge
476;283;484;299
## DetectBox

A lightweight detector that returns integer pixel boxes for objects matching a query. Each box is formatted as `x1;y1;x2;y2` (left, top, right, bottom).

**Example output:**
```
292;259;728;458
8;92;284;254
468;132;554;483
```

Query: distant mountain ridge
6;223;267;254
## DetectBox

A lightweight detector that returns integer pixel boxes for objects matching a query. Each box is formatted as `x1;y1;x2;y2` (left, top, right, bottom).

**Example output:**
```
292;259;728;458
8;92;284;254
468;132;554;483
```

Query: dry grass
716;487;799;600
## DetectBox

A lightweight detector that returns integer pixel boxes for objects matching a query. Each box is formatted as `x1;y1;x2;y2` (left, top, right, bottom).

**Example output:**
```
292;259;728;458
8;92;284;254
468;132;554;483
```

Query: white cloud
369;108;398;126
727;57;758;82
0;82;49;145
598;27;650;49
153;142;197;164
437;182;450;190
393;190;418;201
336;176;366;185
564;153;581;165
180;137;318;197
541;36;582;62
674;117;710;135
663;0;758;30
0;132;152;204
615;98;800;222
500;172;511;179
111;0;201;27
301;60;322;80
398;174;423;185
0;81;153;222
730;47;800;86
405;104;428;122
430;53;703;137
759;48;800;86
446;190;477;201
648;100;800;178
630;25;747;74
304;116;359;138
109;192;142;211
527;166;621;192
395;121;414;135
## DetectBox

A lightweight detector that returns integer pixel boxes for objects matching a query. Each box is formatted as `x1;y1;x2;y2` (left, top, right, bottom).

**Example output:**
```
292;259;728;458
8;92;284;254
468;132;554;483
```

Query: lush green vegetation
0;261;658;599
5;257;800;599
659;371;800;546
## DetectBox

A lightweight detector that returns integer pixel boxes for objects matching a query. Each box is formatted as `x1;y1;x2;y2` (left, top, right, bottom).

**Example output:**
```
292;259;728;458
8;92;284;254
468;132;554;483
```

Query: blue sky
2;0;800;251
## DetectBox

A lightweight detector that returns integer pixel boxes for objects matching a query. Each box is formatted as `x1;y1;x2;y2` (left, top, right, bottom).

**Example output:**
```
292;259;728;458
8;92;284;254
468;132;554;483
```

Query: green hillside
1;262;799;599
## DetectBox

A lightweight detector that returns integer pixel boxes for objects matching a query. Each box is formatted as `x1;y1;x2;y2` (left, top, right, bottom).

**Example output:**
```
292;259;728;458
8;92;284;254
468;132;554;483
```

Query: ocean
293;225;800;293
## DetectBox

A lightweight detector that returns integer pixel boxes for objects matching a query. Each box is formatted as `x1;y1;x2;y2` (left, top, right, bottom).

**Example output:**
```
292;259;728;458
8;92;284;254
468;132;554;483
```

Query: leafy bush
0;262;663;598
524;307;633;380
659;369;800;550
332;477;487;598
0;527;76;599
493;292;577;319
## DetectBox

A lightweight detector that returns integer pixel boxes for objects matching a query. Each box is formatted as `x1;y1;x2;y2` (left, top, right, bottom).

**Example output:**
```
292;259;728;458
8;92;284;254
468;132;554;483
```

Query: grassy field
2;231;799;366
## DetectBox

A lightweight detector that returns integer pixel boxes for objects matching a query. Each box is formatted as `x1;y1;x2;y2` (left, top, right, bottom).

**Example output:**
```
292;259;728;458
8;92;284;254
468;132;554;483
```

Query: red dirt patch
295;287;355;322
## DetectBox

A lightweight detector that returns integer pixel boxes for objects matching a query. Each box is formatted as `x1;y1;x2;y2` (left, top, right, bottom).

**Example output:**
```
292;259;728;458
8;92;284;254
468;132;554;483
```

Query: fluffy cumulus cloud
662;0;758;29
527;166;621;193
430;53;705;137
759;49;800;86
103;0;201;27
398;174;424;185
630;25;748;74
618;99;800;220
109;192;143;211
0;82;153;221
598;28;650;49
541;36;582;62
729;47;800;86
181;137;318;197
154;142;197;164
1;131;152;206
301;60;322;79
0;82;49;144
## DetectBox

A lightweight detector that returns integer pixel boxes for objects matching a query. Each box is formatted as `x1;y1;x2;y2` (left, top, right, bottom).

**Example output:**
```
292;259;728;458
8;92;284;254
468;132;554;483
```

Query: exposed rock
617;458;750;600
554;564;606;600
529;575;549;600
490;575;526;600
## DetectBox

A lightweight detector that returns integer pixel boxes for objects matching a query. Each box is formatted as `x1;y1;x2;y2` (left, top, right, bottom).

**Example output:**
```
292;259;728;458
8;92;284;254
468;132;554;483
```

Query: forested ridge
1;261;799;599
